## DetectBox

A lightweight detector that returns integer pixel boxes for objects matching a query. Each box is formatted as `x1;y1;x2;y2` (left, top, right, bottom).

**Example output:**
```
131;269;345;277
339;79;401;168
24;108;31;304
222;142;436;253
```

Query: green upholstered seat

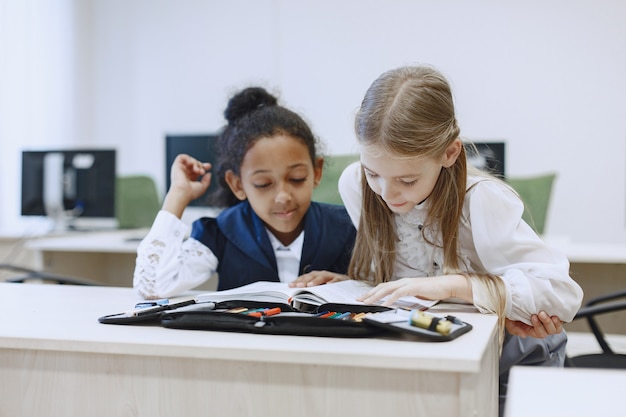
506;173;557;235
312;154;360;205
115;175;161;229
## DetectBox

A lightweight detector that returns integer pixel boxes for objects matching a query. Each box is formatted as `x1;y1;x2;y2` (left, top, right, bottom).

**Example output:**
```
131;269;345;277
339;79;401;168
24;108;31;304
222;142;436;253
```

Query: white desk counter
0;283;499;417
547;238;626;264
24;228;145;253
22;229;144;286
504;366;626;417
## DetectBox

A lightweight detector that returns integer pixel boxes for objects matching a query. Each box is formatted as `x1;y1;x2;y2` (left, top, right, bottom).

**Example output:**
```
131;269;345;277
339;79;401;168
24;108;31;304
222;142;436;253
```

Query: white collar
266;228;305;255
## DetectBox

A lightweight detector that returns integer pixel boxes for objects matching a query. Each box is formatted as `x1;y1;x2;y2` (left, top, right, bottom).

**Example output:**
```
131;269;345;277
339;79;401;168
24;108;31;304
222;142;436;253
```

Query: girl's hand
163;154;212;217
505;311;563;339
356;276;470;307
288;271;349;288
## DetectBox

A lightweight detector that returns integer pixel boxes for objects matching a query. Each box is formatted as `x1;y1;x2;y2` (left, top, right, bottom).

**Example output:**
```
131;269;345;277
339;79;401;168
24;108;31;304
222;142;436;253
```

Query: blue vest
190;201;356;291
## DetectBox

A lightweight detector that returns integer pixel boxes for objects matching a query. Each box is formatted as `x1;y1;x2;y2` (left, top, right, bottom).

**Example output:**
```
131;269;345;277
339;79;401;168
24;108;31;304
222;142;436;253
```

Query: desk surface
24;229;146;254
0;283;499;417
0;282;496;372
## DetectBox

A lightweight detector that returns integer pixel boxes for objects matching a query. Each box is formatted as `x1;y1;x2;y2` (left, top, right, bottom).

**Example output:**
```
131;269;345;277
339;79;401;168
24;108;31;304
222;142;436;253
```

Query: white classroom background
1;0;625;244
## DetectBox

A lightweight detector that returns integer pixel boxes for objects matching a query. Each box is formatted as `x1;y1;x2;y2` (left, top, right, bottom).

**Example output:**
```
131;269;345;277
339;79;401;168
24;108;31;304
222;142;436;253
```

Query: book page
291;280;372;305
294;280;438;310
195;279;438;310
195;281;297;303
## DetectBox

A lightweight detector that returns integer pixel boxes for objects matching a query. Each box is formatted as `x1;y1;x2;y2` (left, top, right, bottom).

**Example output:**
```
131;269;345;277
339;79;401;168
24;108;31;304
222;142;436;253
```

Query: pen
333;312;352;320
125;299;197;317
135;299;169;309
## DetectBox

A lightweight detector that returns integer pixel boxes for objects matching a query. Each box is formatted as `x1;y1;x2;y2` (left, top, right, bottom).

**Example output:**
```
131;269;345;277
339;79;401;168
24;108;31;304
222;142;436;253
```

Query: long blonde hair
349;65;506;344
350;65;466;282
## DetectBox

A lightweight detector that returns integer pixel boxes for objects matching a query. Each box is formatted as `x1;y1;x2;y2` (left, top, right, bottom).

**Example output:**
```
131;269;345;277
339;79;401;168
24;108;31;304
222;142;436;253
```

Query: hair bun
224;87;278;124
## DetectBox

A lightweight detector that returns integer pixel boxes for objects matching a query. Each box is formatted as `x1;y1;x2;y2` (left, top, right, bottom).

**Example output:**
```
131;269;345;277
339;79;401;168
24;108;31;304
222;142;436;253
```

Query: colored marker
248;307;282;318
227;307;249;313
244;308;267;315
352;312;367;322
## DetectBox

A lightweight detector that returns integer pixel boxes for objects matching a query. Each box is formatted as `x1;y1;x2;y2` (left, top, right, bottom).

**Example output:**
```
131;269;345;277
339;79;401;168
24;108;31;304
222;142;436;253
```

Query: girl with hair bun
134;87;356;297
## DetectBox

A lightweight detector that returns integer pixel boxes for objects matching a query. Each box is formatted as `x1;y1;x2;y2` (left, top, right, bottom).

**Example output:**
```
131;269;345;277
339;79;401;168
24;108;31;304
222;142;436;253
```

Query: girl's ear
224;170;247;201
313;156;324;187
442;139;463;168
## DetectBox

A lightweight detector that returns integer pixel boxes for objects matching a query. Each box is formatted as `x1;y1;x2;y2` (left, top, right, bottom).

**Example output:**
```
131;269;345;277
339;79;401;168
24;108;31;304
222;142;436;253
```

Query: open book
195;280;438;311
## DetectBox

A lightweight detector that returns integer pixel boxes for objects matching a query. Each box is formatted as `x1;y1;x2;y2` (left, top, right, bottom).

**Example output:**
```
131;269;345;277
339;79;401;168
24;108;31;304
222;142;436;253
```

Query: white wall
2;0;626;243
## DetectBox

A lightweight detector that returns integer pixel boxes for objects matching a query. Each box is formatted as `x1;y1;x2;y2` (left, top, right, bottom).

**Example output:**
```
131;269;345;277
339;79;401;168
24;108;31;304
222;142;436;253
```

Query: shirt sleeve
133;210;218;299
467;180;583;323
338;161;363;227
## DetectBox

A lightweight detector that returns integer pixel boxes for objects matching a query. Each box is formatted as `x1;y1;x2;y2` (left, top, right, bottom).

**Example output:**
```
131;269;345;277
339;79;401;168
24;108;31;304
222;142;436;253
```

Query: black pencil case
99;300;473;341
160;300;393;338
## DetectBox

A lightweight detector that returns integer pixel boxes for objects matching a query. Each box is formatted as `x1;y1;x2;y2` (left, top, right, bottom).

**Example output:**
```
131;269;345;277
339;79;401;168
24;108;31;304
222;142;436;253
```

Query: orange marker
248;307;282;318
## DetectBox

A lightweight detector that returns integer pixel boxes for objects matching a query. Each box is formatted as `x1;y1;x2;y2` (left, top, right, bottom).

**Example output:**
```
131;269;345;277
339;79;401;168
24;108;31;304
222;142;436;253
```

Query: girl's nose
275;184;292;204
379;181;397;201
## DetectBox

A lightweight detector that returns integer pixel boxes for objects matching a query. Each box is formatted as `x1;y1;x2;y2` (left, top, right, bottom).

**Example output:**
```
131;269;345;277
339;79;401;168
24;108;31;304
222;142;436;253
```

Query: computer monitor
165;134;219;207
464;141;506;178
21;149;117;229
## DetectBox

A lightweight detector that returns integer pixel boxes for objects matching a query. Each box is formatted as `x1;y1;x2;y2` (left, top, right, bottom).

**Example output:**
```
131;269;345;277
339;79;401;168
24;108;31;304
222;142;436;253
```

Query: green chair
312;154;360;205
115;175;161;229
506;173;557;235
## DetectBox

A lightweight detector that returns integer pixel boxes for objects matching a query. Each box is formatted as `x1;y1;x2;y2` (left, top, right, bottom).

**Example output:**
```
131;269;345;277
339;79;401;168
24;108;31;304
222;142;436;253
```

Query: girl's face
360;140;461;214
225;134;322;245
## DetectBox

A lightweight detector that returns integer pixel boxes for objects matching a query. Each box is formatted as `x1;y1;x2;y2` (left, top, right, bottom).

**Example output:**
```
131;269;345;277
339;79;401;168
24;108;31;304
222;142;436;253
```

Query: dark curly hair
209;87;321;207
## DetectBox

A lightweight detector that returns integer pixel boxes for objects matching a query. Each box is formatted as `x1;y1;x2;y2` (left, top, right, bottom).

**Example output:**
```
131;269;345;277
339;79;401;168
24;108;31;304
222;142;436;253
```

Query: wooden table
0;283;499;417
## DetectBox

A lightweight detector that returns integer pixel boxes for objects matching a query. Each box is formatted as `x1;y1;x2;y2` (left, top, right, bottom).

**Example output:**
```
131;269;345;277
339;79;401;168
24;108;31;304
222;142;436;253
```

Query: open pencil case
159;300;393;338
99;300;473;341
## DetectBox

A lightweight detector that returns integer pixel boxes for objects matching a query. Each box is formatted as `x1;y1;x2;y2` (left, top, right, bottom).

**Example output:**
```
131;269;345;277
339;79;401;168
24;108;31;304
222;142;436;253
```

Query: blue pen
135;299;169;309
333;312;352;320
244;308;268;315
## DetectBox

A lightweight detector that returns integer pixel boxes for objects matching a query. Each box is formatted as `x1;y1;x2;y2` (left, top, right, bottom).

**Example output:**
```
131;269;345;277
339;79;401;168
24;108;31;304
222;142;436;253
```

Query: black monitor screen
21;149;116;218
165;134;219;207
465;141;506;178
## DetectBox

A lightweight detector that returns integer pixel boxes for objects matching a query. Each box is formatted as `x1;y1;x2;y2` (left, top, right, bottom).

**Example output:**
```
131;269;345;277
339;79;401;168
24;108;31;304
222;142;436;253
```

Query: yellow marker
352;312;367;322
226;307;248;313
409;310;453;335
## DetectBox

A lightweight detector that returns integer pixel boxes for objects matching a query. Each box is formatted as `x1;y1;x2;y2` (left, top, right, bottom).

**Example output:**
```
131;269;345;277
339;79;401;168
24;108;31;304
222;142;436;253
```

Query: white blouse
133;210;301;299
338;162;583;324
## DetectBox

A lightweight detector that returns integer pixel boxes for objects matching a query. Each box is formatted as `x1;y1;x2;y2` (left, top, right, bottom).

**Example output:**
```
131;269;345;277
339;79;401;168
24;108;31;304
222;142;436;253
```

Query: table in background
504;366;626;417
21;229;218;291
23;229;145;287
547;240;626;335
0;283;499;417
